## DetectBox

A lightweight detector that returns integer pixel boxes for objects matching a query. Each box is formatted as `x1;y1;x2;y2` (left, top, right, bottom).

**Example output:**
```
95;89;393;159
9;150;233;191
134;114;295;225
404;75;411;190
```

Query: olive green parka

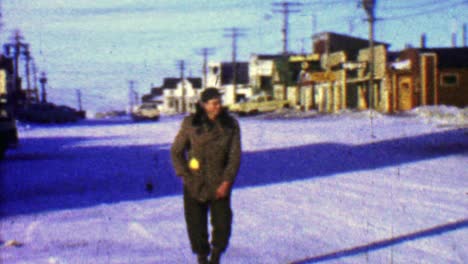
171;109;241;201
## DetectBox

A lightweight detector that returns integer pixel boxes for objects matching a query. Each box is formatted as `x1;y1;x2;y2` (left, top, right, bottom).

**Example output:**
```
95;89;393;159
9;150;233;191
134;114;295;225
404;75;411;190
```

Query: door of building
346;84;359;109
398;77;413;111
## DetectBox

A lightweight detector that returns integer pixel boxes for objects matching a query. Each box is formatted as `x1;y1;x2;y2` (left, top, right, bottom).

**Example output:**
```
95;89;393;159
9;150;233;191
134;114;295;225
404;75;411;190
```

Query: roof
161;77;203;89
418;47;468;68
387;51;400;62
312;32;390;60
313;32;390;47
220;62;249;85
253;54;285;60
161;78;180;89
150;87;163;96
187;78;202;89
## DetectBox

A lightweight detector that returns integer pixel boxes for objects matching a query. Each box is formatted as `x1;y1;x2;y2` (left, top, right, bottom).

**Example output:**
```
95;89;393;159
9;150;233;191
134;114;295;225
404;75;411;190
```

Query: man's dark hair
200;88;221;103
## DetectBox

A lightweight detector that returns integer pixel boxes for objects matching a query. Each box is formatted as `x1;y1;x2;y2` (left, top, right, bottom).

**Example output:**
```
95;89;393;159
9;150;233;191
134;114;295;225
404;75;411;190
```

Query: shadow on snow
290;218;468;264
0;128;467;217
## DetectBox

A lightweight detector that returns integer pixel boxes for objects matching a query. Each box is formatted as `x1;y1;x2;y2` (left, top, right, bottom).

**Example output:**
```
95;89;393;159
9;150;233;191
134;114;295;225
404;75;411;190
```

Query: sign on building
0;70;6;95
342;62;367;70
289;54;320;62
310;71;336;82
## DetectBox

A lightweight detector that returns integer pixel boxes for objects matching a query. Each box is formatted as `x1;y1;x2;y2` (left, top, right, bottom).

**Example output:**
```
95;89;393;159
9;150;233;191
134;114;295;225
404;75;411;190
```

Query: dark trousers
183;188;233;255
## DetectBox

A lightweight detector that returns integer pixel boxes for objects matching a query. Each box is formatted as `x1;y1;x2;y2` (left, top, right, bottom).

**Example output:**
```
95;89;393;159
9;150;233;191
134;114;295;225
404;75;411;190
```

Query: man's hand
215;181;232;199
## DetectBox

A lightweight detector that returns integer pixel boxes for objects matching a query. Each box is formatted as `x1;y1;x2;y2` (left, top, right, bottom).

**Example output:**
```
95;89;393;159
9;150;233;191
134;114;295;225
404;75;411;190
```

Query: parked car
131;103;160;121
228;94;290;116
0;108;18;160
17;103;82;123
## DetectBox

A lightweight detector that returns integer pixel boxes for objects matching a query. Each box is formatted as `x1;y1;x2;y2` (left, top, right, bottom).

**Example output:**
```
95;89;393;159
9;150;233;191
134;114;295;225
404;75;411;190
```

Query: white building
206;61;251;105
160;78;202;114
249;54;283;96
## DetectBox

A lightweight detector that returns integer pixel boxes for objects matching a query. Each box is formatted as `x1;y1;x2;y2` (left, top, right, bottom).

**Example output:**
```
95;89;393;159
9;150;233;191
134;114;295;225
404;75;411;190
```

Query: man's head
200;88;222;119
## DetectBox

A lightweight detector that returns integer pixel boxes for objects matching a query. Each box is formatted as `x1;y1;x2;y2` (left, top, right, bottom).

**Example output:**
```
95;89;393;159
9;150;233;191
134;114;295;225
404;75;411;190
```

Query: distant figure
171;88;241;264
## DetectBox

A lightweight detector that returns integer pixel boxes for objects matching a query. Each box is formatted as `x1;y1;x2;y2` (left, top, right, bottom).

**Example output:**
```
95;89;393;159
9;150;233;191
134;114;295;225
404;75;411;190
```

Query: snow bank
251;108;396;121
411;105;467;127
252;108;321;120
252;106;467;128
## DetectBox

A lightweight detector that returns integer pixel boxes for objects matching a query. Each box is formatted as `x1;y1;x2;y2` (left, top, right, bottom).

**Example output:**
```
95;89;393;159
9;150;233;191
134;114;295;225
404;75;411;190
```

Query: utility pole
312;14;317;37
4;30;29;93
307;14;317;53
273;2;301;100
177;60;186;113
32;60;39;102
23;45;32;103
134;90;139;106
300;38;306;55
348;18;355;34
128;80;135;113
196;47;215;89
272;1;302;55
311;14;317;52
39;72;47;103
224;27;246;103
0;0;3;36
452;32;457;47
362;0;376;110
76;89;82;111
463;23;467;47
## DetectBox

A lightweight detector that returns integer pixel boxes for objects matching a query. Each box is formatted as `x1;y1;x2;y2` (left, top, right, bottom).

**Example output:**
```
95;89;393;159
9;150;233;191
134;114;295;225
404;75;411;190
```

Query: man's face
202;98;222;118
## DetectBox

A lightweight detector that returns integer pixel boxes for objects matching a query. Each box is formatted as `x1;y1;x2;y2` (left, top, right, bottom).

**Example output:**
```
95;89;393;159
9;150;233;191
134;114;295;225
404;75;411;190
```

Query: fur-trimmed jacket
171;108;241;201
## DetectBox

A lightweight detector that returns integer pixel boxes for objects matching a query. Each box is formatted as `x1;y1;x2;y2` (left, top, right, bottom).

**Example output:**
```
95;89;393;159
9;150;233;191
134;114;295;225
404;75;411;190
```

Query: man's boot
197;254;209;264
209;248;222;264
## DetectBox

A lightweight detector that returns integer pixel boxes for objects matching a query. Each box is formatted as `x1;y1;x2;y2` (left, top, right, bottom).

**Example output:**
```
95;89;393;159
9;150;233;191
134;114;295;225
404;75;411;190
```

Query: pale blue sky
2;0;467;112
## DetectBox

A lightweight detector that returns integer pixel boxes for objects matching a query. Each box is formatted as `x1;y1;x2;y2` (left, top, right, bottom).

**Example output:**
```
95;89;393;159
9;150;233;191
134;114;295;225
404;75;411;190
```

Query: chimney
452;32;457;47
420;33;427;48
463;23;467;47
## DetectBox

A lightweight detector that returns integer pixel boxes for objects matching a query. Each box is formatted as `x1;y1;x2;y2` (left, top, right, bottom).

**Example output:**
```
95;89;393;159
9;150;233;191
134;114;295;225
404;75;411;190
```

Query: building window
347;69;358;79
440;73;458;87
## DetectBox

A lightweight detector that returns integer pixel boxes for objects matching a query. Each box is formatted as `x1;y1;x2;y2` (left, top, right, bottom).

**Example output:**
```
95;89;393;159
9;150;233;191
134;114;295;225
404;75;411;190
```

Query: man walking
171;88;241;264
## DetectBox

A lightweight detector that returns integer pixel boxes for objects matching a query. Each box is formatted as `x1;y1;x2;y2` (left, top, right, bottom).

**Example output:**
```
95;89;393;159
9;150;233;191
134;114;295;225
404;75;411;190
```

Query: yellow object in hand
4;240;23;247
189;158;200;170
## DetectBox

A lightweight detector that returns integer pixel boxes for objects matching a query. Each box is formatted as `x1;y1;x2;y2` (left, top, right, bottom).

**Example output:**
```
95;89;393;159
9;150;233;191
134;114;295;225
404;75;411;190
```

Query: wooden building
308;32;390;112
389;47;468;111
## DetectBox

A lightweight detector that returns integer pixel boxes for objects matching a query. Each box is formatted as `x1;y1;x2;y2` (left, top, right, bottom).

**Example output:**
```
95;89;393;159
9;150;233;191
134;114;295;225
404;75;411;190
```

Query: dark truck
0;107;18;160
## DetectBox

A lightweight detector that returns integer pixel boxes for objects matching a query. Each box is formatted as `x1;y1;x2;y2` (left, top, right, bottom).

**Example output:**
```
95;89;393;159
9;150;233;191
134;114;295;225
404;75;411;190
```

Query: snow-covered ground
1;107;467;264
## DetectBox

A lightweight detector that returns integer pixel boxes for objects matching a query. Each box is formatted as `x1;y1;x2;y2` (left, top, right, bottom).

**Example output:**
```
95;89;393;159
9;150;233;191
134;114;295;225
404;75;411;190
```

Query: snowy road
1;109;467;263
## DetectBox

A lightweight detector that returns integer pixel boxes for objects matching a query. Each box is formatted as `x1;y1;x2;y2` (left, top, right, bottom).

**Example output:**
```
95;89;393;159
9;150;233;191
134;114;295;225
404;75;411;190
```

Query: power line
381;0;467;21
304;0;350;6
380;0;462;10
